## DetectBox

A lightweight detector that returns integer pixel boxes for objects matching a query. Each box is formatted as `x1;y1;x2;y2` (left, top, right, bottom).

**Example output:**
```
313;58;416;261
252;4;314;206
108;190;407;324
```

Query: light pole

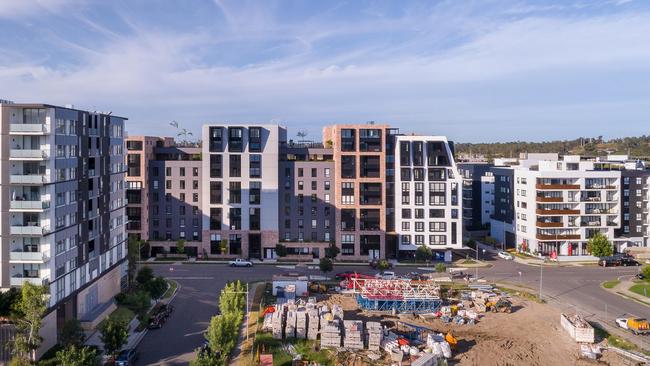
539;260;543;302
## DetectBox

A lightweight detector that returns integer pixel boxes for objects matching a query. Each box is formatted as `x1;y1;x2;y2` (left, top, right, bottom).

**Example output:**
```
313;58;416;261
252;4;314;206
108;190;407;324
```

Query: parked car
375;271;397;280
620;257;640;266
598;256;621;267
636;273;646;280
115;349;139;366
229;258;253;267
497;251;514;260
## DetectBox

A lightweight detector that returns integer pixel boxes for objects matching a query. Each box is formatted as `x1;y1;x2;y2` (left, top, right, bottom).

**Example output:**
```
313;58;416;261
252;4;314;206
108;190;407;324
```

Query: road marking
166;276;216;280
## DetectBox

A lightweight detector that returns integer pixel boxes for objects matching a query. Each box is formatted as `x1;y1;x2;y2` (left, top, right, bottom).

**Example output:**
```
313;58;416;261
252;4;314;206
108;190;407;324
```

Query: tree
587;232;613;257
99;319;128;360
319;258;333;274
56;345;99;366
136;266;154;287
415;246;433;262
219;281;245;315
376;259;390;272
435;263;447;273
190;350;220;366
642;265;650;279
324;245;340;259
144;277;168;300
274;244;287;257
220;239;228;255
177;239;186;255
59;319;85;347
127;237;141;289
205;313;241;364
0;287;19;317
11;283;47;360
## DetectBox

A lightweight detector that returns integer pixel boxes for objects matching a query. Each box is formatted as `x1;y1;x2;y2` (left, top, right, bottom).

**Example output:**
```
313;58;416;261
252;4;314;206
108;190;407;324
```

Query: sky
1;0;649;143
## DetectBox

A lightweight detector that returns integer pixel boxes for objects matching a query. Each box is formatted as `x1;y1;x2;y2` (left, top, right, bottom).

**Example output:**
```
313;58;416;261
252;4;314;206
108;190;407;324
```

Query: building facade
201;124;284;259
393;135;463;255
480;173;495;226
0;102;127;356
458;163;493;231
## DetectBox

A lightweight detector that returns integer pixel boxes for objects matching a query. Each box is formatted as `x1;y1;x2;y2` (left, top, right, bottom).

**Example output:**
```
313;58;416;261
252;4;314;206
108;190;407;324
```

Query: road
135;258;648;365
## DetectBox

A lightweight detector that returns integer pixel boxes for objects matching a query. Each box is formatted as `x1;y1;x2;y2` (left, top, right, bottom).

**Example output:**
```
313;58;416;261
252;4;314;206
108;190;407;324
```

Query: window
193;167;199;176
341;182;354;205
249;127;262;152
229;155;241;177
249;154;262;178
298;181;304;190
325;181;330;190
429;222;446;232
402;209;411;218
229;182;241;204
402;235;411;244
402;222;410;231
210;155;222;178
166;167;172;176
415;222;424;232
325;168;331;177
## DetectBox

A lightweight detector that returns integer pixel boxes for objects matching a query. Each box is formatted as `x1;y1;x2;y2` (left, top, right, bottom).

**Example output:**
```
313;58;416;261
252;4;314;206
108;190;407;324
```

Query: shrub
319;258;333;273
415;246;433;262
435;263;447;273
642;265;650;279
274;244;288;257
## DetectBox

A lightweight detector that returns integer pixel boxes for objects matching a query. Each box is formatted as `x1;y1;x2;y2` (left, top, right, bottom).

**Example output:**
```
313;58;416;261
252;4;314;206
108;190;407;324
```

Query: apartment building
277;143;335;259
488;153;650;259
394;136;463;258
0;102;127;356
323;124;399;261
458;163;493;231
202;124;284;259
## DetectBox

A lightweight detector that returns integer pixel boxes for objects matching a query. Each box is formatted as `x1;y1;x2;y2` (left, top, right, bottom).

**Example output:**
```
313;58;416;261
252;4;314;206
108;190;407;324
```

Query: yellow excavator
309;282;327;294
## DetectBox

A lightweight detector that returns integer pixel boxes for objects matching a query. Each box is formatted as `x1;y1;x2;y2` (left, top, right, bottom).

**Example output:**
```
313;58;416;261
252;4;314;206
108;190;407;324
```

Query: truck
615;317;650;335
229;258;253;267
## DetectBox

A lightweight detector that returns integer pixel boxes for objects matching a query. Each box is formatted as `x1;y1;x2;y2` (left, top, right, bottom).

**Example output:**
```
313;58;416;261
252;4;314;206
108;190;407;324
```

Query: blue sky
1;0;649;142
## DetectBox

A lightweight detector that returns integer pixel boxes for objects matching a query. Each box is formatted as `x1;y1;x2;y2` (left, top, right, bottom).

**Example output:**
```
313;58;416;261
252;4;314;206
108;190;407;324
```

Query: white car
375;271;397;280
497;251;514;260
229;258;253;267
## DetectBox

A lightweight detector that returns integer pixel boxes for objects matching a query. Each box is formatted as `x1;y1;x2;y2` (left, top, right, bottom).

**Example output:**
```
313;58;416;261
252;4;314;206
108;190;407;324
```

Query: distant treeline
455;135;650;159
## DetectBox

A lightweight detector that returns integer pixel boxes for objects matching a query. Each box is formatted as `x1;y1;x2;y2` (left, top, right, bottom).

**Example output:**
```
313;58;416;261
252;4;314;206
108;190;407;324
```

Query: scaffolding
351;278;442;313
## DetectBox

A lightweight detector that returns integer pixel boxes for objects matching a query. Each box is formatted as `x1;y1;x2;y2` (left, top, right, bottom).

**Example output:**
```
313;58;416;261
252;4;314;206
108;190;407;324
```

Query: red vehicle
339;273;374;289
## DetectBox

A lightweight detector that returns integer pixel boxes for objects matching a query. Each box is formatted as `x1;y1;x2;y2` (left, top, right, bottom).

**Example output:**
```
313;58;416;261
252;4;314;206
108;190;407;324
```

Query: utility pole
539;261;543;302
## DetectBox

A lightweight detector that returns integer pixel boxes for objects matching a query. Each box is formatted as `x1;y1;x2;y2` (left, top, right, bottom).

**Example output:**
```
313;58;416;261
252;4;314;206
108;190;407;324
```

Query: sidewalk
602;278;650;307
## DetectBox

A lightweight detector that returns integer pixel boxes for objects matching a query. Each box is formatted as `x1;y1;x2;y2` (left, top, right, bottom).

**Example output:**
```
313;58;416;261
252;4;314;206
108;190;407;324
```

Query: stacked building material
332;304;344;320
271;305;285;339
296;309;307;339
343;320;364;349
285;308;297;339
320;319;342;348
307;308;320;340
365;322;383;351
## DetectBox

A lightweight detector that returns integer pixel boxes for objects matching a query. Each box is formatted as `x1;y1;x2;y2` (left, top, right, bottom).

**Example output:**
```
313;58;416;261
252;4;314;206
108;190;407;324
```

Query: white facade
394;135;463;252
513;156;621;258
480;174;494;226
201;124;285;258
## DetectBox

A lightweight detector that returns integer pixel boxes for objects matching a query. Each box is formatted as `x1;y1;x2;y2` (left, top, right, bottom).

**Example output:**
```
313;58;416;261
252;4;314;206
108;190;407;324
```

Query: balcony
10;225;50;236
10;174;50;185
536;221;563;227
536;209;580;215
9;149;49;160
536;184;580;190
536;196;563;203
10;276;45;287
580;221;602;227
536;234;581;240
10;200;50;211
10;250;50;263
10;123;49;134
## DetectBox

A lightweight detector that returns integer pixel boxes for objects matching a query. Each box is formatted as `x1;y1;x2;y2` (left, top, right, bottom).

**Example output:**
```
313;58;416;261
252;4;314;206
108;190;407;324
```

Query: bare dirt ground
320;294;630;366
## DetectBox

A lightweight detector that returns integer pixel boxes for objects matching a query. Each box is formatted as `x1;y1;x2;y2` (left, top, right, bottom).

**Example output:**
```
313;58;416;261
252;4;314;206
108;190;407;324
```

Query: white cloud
1;3;649;141
0;0;79;18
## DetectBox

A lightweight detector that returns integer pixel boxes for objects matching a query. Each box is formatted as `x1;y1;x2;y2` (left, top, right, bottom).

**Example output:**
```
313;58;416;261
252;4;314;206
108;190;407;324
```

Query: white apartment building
514;155;622;258
201;124;285;259
480;173;495;226
394;136;463;259
0;102;127;357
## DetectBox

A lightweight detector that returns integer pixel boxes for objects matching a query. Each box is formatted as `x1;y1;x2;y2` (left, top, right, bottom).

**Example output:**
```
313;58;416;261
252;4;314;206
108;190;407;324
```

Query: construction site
252;275;642;366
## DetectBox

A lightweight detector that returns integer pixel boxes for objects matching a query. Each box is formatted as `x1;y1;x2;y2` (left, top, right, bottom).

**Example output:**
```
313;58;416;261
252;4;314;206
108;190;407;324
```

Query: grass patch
163;279;178;299
461;259;477;264
593;326;637;351
602;279;620;289
497;286;546;303
253;333;334;366
629;283;650;298
97;305;135;330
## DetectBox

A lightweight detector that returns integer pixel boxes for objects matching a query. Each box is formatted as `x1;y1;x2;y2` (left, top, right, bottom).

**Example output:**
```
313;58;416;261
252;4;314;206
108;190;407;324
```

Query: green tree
274;244;287;257
319;258;333;274
435;263;447;273
219;281;246;315
205;313;241;364
177;239;186;255
376;259;390;272
324;244;340;259
144;277;168;300
642;265;650;279
0;287;19;317
136;266;155;287
99;319;128;360
11;283;47;360
190;350;220;366
220;239;228;255
415;246;433;262
127;237;142;289
59;319;85;347
587;232;613;257
56;345;98;366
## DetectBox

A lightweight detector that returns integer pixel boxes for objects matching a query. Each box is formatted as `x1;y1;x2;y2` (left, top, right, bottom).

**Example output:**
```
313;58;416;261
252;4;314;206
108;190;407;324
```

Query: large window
210;208;222;230
249;155;262;178
210;182;222;204
250;181;261;204
228;127;243;152
210;155;222;178
249;127;262;152
209;127;223;152
341;156;356;178
229;155;241;177
229;182;241;204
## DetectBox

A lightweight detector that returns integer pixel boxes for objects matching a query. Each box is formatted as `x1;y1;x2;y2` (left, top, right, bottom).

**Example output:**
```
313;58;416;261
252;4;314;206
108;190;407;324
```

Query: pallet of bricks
296;308;307;339
343;320;364;350
365;322;383;351
285;303;297;339
306;305;320;340
272;304;286;340
319;305;342;348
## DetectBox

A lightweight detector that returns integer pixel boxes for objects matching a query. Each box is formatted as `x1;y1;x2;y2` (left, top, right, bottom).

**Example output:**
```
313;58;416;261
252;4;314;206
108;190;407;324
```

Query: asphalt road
135;258;648;365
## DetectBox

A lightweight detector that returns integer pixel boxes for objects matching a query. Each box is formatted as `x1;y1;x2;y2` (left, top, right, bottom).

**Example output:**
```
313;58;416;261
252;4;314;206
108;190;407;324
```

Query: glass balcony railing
10;200;50;210
10;124;49;134
9;149;49;159
10;174;50;184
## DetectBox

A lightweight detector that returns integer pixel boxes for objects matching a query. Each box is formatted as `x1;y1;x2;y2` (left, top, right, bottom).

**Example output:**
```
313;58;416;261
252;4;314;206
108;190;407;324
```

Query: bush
136;267;154;287
144;277;168;300
114;293;126;304
415;246;432;262
120;291;151;317
274;244;287;257
325;245;340;259
319;258;333;273
435;263;447;273
587;232;613;257
642;265;650;279
376;259;390;271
